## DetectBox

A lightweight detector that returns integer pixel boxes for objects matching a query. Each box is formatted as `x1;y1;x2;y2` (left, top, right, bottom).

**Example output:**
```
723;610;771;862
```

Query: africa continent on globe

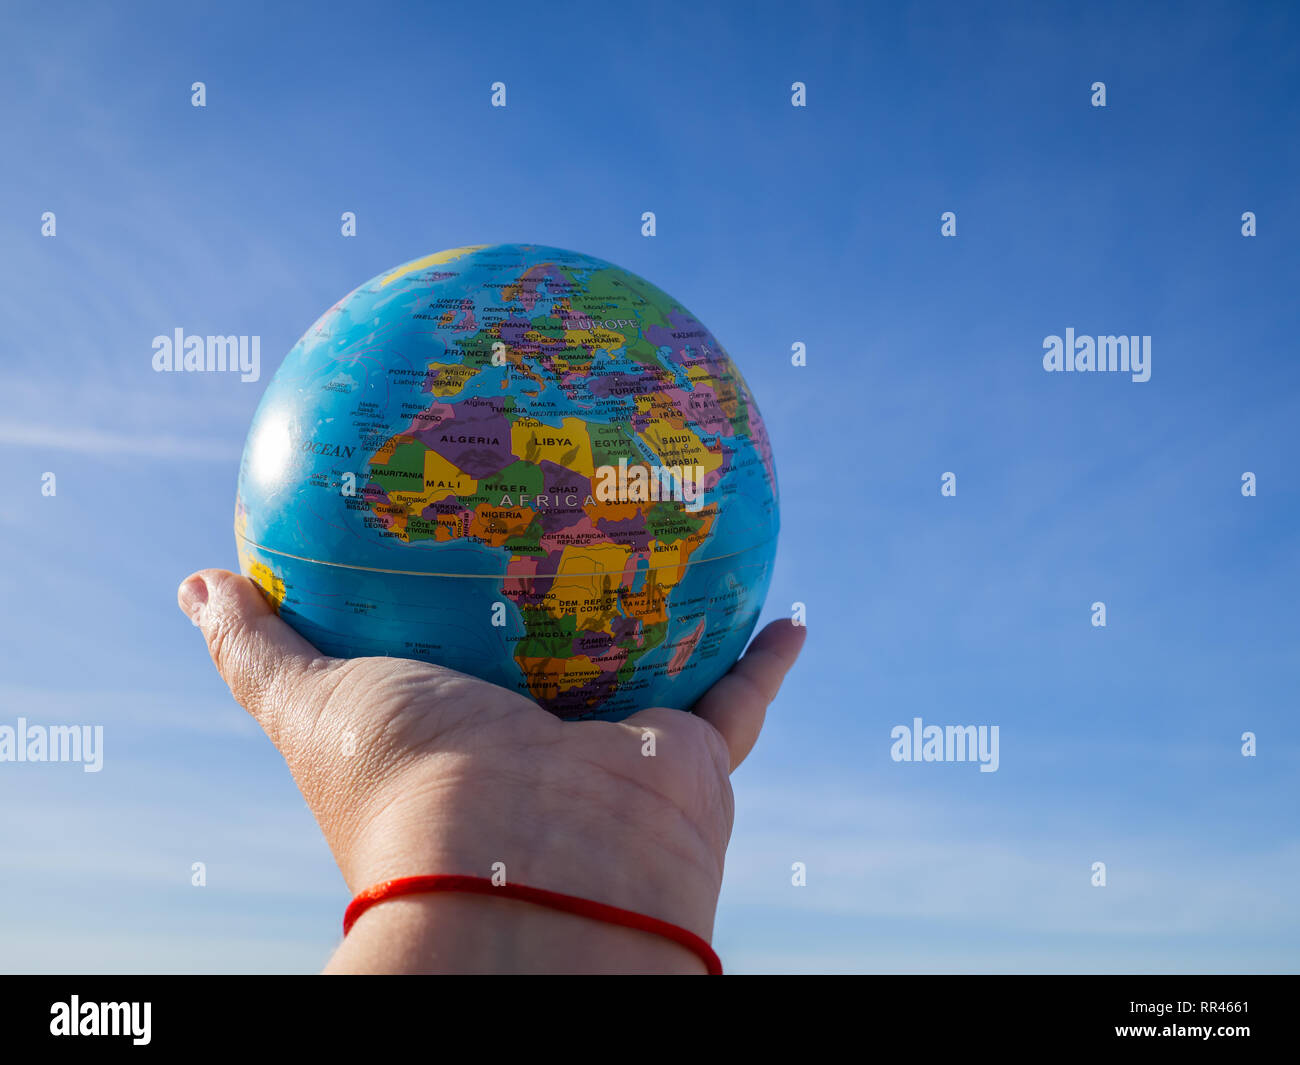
235;244;778;721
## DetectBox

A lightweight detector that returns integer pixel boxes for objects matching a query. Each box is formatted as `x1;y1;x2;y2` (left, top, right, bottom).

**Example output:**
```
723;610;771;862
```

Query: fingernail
178;575;209;627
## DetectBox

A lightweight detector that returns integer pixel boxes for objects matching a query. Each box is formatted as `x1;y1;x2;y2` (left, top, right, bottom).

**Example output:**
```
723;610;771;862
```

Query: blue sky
0;0;1296;973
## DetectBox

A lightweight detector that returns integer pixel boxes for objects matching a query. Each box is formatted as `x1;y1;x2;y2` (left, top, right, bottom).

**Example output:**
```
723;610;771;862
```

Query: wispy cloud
0;420;238;459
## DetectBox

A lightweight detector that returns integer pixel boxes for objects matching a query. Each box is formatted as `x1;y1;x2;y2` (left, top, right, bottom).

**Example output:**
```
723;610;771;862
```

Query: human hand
177;569;805;973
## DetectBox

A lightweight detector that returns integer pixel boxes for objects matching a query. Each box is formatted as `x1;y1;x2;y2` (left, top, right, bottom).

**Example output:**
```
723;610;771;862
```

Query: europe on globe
235;244;779;721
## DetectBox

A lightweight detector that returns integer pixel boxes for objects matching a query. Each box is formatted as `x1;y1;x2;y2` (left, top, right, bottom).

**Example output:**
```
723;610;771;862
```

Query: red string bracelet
343;874;722;975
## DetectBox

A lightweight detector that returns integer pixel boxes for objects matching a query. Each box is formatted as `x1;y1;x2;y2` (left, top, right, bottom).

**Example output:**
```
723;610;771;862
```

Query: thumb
177;568;333;749
693;619;806;772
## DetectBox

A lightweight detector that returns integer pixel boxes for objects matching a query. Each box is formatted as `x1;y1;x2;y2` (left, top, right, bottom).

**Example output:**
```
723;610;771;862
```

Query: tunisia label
235;244;779;721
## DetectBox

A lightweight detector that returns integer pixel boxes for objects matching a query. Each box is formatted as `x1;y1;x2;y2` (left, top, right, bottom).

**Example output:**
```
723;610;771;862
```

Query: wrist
325;890;710;974
334;765;726;943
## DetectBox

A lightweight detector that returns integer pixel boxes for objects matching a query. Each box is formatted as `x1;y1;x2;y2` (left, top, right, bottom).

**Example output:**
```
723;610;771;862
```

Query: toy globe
235;244;778;721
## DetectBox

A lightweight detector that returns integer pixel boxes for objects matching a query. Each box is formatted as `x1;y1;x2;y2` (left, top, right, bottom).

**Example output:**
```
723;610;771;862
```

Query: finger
693;619;806;772
177;568;332;746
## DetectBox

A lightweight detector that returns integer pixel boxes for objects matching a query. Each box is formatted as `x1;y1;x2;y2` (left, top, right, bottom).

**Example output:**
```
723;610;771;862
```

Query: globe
235;244;779;721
